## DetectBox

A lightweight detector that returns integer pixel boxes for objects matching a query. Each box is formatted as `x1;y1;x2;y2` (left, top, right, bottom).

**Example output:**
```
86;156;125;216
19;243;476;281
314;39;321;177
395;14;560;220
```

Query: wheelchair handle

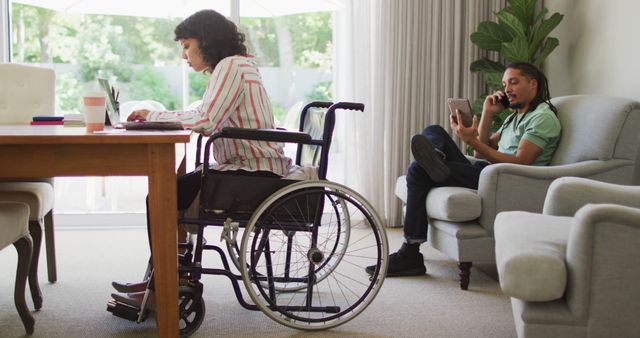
329;102;365;112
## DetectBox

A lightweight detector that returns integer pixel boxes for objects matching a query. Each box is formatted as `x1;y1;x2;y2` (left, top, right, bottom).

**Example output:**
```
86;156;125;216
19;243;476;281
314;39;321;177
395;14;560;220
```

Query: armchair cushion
426;187;481;222
495;210;572;302
395;176;481;222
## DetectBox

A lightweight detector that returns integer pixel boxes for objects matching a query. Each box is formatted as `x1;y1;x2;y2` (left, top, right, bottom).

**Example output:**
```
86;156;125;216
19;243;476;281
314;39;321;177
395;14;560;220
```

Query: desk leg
148;144;179;337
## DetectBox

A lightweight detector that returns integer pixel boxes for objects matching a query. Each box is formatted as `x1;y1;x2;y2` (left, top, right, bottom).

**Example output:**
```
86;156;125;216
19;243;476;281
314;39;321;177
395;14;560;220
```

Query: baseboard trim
54;212;146;229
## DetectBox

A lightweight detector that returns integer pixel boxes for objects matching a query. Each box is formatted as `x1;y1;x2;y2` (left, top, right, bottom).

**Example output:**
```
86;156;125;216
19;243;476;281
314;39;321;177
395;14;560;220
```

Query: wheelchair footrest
107;298;144;322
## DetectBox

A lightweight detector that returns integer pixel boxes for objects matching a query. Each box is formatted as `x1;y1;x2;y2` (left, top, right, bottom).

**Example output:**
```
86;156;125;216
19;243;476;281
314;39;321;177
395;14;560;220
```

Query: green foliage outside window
306;80;333;102
128;66;179;110
11;4;333;115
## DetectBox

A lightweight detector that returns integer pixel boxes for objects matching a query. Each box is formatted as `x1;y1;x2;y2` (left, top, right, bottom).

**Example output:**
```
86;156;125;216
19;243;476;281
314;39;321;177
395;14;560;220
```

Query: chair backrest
549;95;640;166
0;63;56;123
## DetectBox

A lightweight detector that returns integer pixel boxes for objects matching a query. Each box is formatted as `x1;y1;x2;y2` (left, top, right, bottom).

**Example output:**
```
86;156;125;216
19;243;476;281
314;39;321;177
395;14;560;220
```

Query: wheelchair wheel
239;181;388;330
227;194;350;293
178;286;205;337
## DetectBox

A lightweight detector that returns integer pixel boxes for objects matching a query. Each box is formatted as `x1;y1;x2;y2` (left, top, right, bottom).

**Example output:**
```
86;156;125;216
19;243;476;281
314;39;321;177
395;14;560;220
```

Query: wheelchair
107;102;389;336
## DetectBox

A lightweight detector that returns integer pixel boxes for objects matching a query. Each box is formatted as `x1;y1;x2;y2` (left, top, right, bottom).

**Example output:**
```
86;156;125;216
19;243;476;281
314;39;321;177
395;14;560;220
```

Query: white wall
545;0;640;102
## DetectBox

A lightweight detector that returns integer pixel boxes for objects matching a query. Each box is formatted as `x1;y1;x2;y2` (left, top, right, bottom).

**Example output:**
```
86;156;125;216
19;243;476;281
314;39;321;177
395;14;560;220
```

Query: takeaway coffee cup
83;92;107;132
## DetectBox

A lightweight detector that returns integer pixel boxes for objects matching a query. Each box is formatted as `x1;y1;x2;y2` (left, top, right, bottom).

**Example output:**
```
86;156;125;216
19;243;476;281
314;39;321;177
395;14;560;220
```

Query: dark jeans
403;125;490;243
145;169;279;253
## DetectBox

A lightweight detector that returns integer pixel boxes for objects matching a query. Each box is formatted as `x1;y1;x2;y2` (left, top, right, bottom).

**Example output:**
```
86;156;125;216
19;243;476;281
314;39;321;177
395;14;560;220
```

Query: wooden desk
0;125;191;337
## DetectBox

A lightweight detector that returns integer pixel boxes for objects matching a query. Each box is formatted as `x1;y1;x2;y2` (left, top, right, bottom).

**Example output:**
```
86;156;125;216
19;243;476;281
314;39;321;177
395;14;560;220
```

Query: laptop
97;78;183;131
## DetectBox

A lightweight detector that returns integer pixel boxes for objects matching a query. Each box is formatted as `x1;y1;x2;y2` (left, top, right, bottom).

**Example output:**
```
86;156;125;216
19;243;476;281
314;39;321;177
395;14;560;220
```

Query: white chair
0;63;58;283
0;201;39;334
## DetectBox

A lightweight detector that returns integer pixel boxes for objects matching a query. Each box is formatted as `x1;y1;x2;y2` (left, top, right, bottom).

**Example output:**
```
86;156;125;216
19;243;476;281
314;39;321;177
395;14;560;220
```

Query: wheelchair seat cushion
201;173;300;217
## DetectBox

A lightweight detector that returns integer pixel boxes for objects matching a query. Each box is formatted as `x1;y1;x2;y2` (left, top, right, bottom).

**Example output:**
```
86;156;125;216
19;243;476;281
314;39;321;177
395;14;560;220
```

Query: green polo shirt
497;102;561;166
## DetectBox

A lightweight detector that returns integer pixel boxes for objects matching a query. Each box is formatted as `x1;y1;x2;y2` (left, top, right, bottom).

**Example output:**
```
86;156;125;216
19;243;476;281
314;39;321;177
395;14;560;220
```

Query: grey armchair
394;95;640;289
0;63;57;283
494;177;640;338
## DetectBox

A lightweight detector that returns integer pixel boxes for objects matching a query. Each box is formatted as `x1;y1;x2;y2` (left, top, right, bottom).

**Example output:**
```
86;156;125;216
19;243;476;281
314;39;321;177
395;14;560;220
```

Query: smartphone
447;98;474;127
498;92;510;107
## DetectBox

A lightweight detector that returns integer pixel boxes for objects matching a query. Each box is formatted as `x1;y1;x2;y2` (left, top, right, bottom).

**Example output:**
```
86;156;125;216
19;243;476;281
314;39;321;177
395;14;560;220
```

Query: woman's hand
450;109;479;145
127;109;150;122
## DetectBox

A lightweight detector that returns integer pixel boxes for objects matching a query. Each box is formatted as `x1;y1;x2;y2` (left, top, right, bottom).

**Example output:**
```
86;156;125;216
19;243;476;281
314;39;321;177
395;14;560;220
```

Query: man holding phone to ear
366;62;561;277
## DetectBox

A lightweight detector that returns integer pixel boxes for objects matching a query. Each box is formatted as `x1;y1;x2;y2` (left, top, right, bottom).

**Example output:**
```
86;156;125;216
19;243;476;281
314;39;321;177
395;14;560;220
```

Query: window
4;0;340;215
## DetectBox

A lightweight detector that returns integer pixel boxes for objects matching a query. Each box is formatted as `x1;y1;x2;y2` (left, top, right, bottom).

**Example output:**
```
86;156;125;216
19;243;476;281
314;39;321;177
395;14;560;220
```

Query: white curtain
332;0;505;227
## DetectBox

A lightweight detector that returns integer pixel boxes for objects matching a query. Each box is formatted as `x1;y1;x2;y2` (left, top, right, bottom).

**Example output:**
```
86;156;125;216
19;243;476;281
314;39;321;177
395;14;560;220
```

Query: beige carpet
0;225;516;338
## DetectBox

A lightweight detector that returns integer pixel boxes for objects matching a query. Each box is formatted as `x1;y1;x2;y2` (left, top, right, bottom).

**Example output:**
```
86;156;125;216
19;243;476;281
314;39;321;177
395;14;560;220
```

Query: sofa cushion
426;187;481;222
495;211;572;302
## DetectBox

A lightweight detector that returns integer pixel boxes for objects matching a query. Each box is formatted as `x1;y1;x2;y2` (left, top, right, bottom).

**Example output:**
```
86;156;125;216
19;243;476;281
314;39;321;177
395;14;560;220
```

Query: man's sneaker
411;134;450;182
365;250;426;277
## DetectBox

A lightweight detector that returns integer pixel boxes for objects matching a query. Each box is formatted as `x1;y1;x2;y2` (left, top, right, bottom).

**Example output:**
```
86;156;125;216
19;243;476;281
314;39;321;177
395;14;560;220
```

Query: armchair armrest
543;177;640;217
477;159;632;234
564;203;640;319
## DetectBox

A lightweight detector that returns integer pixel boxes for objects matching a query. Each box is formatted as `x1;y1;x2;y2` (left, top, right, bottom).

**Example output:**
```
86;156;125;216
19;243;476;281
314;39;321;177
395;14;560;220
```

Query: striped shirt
147;55;292;176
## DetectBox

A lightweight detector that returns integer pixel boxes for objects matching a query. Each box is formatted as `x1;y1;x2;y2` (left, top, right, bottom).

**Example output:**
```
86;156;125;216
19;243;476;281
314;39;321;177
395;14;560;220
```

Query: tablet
447;98;474;127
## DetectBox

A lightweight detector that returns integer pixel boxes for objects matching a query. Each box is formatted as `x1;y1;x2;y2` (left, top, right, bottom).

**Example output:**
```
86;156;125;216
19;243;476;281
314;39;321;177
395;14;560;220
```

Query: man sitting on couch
367;62;562;277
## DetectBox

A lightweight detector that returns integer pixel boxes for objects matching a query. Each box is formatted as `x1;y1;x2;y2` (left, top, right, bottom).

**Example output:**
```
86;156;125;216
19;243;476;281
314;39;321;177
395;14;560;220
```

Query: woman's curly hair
174;10;247;72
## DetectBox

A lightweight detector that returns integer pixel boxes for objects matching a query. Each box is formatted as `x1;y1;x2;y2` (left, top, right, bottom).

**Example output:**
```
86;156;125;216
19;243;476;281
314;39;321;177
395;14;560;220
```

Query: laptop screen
98;78;120;125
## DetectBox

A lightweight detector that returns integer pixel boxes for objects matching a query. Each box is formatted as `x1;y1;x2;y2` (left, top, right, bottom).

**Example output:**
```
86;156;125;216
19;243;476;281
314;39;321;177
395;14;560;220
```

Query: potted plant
469;0;564;130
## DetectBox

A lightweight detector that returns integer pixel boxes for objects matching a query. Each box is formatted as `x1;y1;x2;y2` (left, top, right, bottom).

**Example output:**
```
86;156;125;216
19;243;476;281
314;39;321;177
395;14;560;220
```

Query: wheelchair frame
107;102;389;336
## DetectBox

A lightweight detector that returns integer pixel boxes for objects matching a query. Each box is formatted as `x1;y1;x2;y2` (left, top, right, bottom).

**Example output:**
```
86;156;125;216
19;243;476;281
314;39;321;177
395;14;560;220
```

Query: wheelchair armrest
216;127;313;144
197;128;314;169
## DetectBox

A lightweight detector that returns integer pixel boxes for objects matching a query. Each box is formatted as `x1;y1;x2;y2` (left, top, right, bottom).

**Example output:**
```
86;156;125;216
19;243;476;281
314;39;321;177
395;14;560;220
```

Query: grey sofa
494;177;640;337
394;95;640;289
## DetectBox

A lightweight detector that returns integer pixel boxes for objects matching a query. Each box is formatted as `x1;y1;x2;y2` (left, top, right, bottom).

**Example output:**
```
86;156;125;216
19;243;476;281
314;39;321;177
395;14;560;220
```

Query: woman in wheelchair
116;9;292;293
110;10;388;336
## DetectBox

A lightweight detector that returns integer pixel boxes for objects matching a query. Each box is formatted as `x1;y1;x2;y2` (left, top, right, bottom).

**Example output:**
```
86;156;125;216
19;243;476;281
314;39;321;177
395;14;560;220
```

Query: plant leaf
529;13;564;57
533;7;549;26
533;37;559;67
471;21;512;51
506;0;536;26
496;10;526;38
472;96;486;116
485;72;505;91
501;36;530;63
470;58;506;73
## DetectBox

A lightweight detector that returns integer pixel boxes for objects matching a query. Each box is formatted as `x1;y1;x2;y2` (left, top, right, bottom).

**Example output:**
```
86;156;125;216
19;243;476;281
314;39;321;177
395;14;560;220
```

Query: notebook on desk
98;78;184;131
